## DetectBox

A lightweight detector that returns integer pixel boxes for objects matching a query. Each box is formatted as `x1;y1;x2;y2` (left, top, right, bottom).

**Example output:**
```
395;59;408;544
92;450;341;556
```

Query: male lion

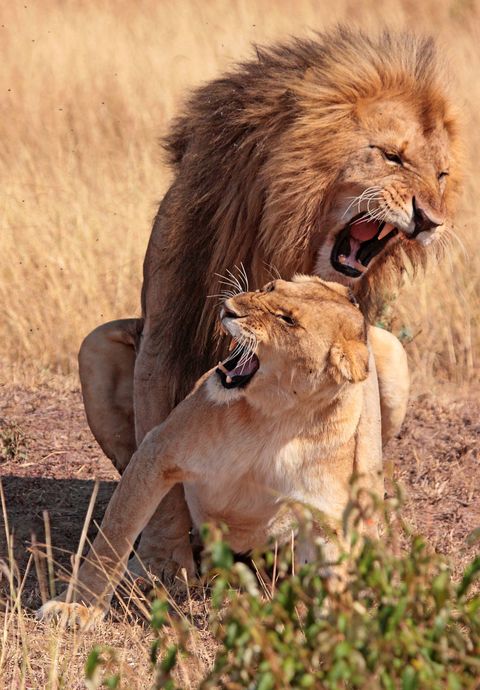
39;276;383;625
79;28;461;579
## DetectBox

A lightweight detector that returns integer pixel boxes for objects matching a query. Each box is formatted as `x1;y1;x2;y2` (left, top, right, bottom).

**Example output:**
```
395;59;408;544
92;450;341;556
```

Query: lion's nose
412;197;445;234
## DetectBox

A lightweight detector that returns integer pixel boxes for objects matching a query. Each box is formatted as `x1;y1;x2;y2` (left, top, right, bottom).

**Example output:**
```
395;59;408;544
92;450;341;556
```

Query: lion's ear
329;338;369;383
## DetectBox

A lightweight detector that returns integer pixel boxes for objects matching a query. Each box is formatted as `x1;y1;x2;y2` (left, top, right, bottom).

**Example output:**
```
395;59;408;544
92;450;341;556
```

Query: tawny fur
146;27;461;405
78;27;460;578
39;277;383;625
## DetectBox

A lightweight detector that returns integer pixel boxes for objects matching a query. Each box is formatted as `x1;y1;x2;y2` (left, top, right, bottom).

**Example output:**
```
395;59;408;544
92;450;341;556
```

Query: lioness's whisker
225;268;244;294
263;261;282;280
235;262;249;293
216;277;242;293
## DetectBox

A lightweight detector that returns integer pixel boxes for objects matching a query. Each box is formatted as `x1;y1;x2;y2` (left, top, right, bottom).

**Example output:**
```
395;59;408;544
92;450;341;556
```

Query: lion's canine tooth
377;223;395;241
228;339;237;352
226;376;233;384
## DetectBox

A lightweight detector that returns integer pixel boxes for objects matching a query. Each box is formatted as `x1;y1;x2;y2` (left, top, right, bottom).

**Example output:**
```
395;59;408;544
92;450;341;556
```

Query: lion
78;27;461;580
38;276;383;626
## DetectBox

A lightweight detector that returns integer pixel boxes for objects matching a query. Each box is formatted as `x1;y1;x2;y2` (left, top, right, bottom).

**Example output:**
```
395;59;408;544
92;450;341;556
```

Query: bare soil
0;381;479;608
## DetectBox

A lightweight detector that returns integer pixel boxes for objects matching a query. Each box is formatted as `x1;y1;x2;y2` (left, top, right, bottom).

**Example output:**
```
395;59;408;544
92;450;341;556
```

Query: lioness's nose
412;197;445;233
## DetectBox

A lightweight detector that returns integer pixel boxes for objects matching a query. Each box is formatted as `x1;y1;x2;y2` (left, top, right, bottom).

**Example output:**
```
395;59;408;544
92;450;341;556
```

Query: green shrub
89;496;480;689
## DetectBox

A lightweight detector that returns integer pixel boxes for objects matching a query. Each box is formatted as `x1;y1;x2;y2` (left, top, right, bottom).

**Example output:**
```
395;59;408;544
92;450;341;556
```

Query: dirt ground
0;380;479;609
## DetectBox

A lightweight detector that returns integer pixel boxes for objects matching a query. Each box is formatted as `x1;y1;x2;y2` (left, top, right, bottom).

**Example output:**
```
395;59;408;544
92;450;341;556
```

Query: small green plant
85;645;121;690
87;497;480;690
0;418;28;462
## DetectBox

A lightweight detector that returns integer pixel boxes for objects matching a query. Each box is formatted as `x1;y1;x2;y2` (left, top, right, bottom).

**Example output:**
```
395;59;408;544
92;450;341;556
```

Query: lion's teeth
228;339;237;352
352;259;367;273
377;223;395;241
338;255;366;273
226;376;232;384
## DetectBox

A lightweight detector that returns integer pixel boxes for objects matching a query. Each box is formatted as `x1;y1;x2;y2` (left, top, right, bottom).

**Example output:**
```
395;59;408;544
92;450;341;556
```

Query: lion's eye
438;171;449;180
383;150;403;166
277;313;296;326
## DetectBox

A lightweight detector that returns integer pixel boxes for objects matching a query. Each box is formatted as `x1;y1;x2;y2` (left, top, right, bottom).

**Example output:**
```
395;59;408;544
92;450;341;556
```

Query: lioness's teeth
226;376;232;384
228;339;237;352
217;362;230;375
377;223;395;241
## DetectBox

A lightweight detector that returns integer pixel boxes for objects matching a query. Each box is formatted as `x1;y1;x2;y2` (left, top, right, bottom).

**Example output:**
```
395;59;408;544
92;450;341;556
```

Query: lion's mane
146;27;461;403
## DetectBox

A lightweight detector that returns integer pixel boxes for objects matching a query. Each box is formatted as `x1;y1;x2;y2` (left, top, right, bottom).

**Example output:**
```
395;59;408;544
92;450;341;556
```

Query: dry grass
1;0;479;388
1;1;480;688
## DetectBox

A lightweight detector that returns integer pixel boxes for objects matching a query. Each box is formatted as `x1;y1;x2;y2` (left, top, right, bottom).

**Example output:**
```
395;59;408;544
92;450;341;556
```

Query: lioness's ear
329;338;369;383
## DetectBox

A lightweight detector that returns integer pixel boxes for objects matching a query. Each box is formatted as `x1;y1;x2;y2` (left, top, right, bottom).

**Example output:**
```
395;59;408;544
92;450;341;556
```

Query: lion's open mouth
216;340;260;389
331;214;399;278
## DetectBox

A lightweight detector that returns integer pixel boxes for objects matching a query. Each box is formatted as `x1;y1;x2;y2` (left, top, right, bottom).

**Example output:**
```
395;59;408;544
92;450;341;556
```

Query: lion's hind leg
79;318;142;474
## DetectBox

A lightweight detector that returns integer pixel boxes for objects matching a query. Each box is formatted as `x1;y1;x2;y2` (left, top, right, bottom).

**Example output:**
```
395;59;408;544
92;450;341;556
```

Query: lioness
39;276;383;625
79;28;461;578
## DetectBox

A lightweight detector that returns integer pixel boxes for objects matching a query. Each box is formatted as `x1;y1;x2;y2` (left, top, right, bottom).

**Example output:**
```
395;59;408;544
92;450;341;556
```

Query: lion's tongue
350;219;379;242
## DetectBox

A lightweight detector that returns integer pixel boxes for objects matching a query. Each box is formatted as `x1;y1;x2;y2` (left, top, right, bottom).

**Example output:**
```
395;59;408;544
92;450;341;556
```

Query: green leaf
160;645;178;674
402;666;418;690
104;675;120;689
85;646;102;679
257;671;275;690
447;672;463;690
457;556;480;598
150;598;169;630
334;641;351;659
150;639;160;665
211;541;234;569
432;570;450;609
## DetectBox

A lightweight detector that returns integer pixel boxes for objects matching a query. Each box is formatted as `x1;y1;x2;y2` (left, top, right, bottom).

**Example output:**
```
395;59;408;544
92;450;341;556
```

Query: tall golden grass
1;0;479;387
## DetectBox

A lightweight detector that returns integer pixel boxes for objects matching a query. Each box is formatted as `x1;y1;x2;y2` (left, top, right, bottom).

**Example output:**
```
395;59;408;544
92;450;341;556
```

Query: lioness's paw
36;601;105;630
128;551;195;586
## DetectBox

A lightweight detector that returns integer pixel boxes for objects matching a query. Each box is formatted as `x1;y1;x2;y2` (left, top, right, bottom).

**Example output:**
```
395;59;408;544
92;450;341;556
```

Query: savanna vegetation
1;1;479;688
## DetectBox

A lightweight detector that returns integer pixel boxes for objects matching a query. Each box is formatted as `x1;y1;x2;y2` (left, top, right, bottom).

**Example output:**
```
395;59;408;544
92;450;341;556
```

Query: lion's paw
36;600;105;630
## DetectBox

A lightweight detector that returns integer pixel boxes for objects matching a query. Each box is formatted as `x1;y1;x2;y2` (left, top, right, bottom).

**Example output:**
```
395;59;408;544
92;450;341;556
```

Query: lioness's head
210;275;368;406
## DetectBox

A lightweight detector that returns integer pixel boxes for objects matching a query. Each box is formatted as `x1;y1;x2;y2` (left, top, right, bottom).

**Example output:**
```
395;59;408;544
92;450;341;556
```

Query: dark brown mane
143;26;460;404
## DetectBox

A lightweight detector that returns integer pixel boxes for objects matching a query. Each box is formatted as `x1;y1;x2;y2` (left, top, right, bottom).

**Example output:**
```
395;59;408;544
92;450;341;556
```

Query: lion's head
209;276;368;407
160;27;461;398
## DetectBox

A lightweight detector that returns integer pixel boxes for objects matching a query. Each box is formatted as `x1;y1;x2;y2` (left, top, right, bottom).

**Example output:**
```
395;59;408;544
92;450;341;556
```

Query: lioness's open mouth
331;213;398;278
216;340;260;389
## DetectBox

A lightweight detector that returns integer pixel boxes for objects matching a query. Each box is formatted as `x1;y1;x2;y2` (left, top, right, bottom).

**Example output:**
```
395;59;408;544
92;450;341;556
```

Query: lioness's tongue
350;219;379;242
228;358;258;378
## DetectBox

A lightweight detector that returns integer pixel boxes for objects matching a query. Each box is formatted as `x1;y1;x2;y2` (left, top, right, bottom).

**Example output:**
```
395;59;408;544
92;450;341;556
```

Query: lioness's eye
277;314;296;326
438;171;449;180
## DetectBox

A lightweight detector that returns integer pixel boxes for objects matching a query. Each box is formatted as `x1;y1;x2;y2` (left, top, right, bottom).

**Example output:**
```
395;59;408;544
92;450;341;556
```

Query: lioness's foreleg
37;430;189;625
131;329;195;578
369;326;409;446
79;319;141;473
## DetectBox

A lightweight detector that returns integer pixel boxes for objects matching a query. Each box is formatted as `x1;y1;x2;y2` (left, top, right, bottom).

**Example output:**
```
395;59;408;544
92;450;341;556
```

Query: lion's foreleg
369;326;409;446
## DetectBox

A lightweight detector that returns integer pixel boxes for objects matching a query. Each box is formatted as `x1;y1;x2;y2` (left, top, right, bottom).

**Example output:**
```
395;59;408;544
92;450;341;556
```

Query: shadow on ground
0;475;117;608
